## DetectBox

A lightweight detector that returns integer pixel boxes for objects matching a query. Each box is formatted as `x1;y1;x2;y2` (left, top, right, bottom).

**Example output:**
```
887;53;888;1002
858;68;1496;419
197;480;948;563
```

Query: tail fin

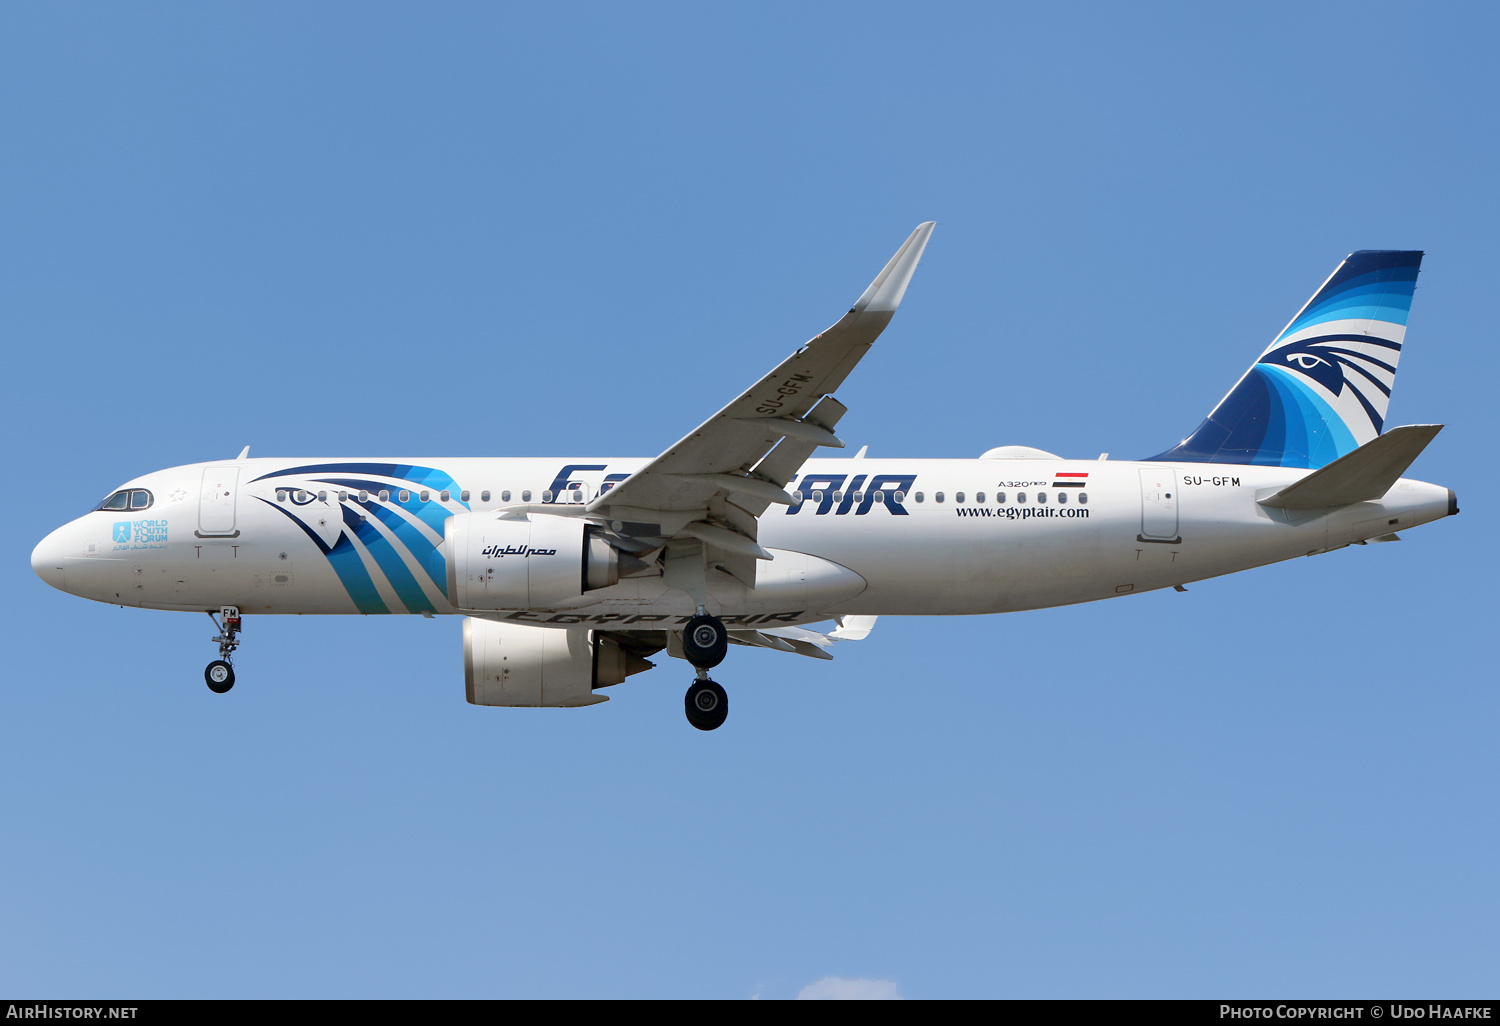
1149;250;1423;469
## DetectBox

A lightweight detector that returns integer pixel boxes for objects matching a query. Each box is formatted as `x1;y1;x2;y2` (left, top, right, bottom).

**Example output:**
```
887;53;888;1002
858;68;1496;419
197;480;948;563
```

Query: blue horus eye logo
1260;341;1347;395
113;522;132;543
1288;353;1330;371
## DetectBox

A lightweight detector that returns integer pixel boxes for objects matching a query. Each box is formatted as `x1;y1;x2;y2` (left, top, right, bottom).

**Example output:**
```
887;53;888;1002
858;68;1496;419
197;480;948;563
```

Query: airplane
31;224;1458;730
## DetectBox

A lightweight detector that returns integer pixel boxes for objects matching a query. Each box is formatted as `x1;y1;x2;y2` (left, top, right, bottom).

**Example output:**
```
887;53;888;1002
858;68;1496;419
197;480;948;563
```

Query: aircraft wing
586;223;935;576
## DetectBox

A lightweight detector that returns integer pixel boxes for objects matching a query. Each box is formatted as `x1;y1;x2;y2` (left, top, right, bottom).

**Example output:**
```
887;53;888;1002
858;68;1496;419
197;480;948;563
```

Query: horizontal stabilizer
1258;424;1442;510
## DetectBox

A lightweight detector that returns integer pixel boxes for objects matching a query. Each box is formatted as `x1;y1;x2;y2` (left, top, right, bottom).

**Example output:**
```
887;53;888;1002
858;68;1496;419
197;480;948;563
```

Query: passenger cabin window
317;491;327;501
894;491;906;503
955;491;965;503
419;490;430;502
379;490;390;502
914;492;924;503
1078;492;1088;504
459;489;469;502
935;492;945;503
1058;491;1067;503
542;490;554;502
997;492;1006;503
338;491;348;502
441;490;451;502
792;491;804;504
852;491;863;503
359;490;369;502
1016;491;1026;503
521;490;532;502
811;490;824;503
275;490;288;503
399;490;410;503
975;491;985;503
1037;491;1046;503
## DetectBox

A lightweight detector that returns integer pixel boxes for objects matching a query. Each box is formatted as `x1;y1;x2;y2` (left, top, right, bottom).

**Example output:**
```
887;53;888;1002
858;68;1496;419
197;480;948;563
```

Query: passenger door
1138;467;1181;543
197;466;240;537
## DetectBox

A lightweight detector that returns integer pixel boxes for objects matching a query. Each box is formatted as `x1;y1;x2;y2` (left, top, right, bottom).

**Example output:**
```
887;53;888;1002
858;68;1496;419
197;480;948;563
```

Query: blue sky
3;2;1496;998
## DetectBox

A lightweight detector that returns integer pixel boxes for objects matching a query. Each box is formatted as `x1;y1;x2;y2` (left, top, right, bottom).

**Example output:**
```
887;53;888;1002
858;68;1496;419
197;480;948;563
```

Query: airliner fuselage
34;454;1453;622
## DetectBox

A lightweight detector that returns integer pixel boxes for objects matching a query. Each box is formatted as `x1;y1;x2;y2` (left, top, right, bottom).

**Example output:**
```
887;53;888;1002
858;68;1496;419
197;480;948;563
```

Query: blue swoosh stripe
346;512;437;614
361;501;449;597
257;498;390;613
251;462;465;496
329;514;390;615
1259;364;1358;467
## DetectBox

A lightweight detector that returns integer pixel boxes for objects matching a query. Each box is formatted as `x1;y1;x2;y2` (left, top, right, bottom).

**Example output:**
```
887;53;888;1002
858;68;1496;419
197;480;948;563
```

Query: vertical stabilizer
1149;250;1423;468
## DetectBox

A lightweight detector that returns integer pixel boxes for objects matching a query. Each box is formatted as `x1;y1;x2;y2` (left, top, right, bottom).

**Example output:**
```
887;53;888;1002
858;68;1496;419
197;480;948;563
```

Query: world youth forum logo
113;522;132;543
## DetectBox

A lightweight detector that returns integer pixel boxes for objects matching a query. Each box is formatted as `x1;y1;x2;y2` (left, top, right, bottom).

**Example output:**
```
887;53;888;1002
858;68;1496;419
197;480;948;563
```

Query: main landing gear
205;606;241;694
682;611;730;731
682;613;728;669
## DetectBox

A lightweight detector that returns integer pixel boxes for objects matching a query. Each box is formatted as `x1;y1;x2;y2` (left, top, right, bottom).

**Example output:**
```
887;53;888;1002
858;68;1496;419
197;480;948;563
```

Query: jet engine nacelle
444;512;620;610
463;617;655;707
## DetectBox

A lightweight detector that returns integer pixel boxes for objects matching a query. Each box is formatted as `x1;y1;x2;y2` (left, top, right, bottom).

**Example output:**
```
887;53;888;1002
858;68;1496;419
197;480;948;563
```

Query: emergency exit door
197;466;240;537
1138;467;1181;543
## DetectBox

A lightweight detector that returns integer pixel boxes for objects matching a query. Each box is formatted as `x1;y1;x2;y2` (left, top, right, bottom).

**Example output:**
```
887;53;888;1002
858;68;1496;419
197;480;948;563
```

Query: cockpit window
95;488;153;513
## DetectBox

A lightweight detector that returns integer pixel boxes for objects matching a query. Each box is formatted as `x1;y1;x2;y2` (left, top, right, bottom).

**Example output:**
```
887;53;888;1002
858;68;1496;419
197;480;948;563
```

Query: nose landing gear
205;606;241;694
682;609;730;730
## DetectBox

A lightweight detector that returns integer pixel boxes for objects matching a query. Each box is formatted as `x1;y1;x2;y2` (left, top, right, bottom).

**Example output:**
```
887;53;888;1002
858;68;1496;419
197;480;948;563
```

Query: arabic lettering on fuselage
480;544;558;558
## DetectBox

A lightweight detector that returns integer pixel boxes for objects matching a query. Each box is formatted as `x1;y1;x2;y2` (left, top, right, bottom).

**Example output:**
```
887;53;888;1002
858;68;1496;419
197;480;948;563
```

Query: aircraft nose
31;526;70;592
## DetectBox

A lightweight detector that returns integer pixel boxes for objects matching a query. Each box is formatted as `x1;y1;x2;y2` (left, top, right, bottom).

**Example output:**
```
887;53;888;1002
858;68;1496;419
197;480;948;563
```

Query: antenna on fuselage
236;446;250;460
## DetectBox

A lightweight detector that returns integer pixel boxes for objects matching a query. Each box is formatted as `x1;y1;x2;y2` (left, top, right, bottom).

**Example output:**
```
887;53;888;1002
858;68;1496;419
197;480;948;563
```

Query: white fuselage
32;455;1454;627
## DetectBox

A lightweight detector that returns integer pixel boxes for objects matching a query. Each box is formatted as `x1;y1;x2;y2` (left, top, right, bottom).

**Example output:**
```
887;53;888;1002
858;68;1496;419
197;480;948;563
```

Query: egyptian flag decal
1053;472;1088;488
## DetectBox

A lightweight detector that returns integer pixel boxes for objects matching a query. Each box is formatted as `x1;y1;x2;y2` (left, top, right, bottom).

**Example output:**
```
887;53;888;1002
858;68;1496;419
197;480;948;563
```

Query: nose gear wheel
205;660;235;693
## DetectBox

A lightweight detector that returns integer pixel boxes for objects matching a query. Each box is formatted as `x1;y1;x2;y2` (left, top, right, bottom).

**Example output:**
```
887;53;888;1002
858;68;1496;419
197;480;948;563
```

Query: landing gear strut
205;606;241;694
682;608;730;730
